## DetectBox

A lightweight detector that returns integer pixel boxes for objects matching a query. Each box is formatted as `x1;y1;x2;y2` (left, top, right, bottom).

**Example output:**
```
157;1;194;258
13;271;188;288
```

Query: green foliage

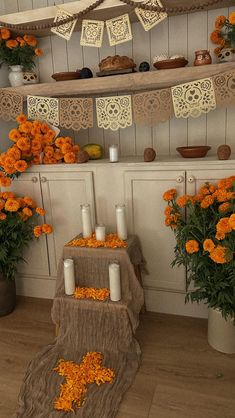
0;41;36;70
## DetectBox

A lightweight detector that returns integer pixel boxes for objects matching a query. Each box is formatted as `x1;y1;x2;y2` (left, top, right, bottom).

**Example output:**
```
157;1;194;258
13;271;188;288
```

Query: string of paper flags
51;0;167;43
1;69;234;129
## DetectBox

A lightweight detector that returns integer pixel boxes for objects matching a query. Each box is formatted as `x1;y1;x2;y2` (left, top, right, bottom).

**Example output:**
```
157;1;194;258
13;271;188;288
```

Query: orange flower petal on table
1;28;11;40
34;225;42;238
203;239;215;252
0;212;7;221
5;198;20;212
185;239;199;254
14;160;28;173
41;223;53;234
73;287;110;301
22;207;33;217
36;207;46;216
66;233;127;249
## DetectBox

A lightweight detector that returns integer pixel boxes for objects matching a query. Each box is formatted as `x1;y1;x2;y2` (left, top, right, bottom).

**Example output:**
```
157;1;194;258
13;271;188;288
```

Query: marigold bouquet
0;28;42;70
163;176;235;320
0;191;53;280
0;114;81;188
210;12;235;55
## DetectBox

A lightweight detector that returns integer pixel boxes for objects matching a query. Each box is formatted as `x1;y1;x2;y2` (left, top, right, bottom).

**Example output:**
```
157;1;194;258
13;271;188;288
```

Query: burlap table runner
15;235;145;417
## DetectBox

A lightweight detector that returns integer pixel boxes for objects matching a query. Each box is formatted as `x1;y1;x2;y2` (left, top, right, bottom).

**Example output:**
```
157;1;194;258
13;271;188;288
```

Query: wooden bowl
176;146;211;158
51;71;80;81
153;57;188;70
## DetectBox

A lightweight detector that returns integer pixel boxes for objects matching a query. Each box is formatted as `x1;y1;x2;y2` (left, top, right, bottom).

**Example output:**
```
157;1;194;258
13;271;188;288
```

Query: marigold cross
53;351;115;413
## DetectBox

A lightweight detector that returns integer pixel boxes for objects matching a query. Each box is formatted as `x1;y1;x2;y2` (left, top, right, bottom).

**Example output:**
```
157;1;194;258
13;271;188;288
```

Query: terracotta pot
194;50;212;66
0;274;16;316
208;308;235;354
217;144;231;160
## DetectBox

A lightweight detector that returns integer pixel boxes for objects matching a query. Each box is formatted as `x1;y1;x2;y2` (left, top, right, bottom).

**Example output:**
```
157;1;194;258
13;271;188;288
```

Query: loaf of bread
99;55;136;71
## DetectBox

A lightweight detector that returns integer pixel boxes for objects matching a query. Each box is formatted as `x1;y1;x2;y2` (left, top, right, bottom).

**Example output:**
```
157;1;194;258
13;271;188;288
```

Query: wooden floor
0;298;234;418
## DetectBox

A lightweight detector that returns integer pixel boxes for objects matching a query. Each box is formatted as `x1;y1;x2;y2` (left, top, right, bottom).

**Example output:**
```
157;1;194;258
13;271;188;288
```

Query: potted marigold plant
0;28;43;87
163;176;235;353
0;190;52;316
210;12;235;59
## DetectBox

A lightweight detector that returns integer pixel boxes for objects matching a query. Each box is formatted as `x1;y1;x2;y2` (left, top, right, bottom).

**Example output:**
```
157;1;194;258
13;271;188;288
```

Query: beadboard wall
0;1;235;157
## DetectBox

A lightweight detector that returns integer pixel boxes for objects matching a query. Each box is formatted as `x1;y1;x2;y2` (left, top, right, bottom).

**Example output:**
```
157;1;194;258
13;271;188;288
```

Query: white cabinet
186;169;235;194
124;170;186;292
40;171;95;277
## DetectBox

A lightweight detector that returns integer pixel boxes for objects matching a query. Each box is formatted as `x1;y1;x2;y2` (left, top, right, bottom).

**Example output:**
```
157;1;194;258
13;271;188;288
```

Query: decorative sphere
139;61;150;72
80;67;93;78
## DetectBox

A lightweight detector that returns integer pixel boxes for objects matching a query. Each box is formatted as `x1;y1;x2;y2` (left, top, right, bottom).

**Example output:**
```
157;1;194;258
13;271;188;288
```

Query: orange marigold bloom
61;143;73;155
218;202;231;213
0;199;4;210
215;231;225;241
4;165;16;174
210;30;222;44
200;195;214;209
31;140;42;153
185;240;199;254
40;123;49;134
203;239;215;252
2;192;14;199
64;152;76;164
17;137;31;152
41;223;53;234
163;188;177;201
14;160;28;173
46;129;56;139
55;137;65;148
32;155;41;165
36;207;46;216
19;121;33;134
176;195;192;207
7;146;21;160
5;198;20;212
6;39;18;48
229;11;235;25
24;35;37;47
54;149;63;161
35;47;43;56
0;212;7;221
63;136;73;145
209;245;230;264
34;225;42;238
4;156;16;166
214;46;223;55
16;114;27;124
216;217;232;234
164;206;173;216
23;196;34;207
228;214;235;230
1;28;11;40
22;207;33;217
9;128;21;142
215;15;226;29
217;177;234;190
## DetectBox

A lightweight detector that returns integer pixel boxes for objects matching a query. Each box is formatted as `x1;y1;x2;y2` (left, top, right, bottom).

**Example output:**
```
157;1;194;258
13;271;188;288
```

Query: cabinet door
41;171;95;277
124;170;186;291
186;169;235;194
1;173;50;277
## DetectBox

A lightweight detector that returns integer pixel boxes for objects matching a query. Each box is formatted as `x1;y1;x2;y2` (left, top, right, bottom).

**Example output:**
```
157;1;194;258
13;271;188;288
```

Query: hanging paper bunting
135;0;167;32
213;70;235;107
96;95;132;130
106;14;132;46
133;89;173;125
171;78;216;119
27;95;59;126
59;98;93;131
51;8;77;40
0;90;23;121
80;19;104;48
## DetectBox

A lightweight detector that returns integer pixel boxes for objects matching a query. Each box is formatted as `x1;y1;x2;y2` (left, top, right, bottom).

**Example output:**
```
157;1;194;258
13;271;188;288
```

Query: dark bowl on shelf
51;71;81;81
176;146;211;158
153;57;188;70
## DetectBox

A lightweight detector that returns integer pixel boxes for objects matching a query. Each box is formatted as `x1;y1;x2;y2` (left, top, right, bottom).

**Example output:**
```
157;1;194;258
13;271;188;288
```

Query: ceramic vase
208;307;235;354
0;274;16;316
8;65;24;87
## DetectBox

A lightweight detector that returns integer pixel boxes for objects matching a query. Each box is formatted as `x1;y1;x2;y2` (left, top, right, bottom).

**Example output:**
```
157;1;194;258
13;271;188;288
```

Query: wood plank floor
0;297;234;418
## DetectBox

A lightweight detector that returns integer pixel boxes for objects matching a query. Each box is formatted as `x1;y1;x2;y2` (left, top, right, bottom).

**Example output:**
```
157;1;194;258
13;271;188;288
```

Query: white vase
8;65;24;87
208;307;235;354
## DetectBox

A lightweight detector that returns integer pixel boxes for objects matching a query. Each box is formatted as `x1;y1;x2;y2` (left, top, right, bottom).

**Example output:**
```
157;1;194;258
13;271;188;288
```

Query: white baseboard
16;275;56;299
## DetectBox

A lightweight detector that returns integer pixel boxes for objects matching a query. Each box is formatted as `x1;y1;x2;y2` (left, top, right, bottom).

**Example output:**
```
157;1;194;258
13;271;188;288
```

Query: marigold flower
215;231;225;241
0;199;4;210
216;217;232;234
55;137;65;148
185;240;199;254
64;136;73;145
200;195;214;209
23;207;33;217
7;146;21;160
14;160;28;173
163;188;177;201
176;195;192;207
164;206;173;216
5;198;20;212
35;47;43;56
61;143;73;155
0;212;7;221
40;123;49;134
31;139;42;152
19;121;33;134
1;28;11;40
36;207;46;216
34;225;42;238
209;245;231;264
203;239;215;252
215;15;226;29
218;202;231;213
6;39;18;48
210;30;223;44
217;177;234;190
42;223;53;234
64;152;76;164
54;149;63;161
17;137;31;152
16;114;27;124
228;214;235;230
2;192;14;199
32;154;41;165
9;129;21;142
4;165;16;174
214;46;223;55
229;11;235;25
24;35;37;47
23;196;34;207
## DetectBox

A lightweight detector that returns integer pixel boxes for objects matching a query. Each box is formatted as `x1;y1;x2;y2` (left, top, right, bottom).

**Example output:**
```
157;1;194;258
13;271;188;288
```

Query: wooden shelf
0;0;234;37
2;62;235;98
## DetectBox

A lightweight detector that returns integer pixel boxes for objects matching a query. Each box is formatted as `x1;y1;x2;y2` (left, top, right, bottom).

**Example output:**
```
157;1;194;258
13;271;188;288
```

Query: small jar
109;144;119;162
194;50;212;66
217;144;231;160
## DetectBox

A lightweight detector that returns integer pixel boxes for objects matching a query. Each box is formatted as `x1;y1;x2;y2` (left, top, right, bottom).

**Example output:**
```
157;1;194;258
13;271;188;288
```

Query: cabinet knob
188;176;195;183
176;175;184;183
41;177;47;183
31;176;38;183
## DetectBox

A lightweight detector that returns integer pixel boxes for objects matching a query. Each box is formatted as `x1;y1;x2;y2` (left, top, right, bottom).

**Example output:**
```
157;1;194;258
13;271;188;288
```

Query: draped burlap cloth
15;235;145;418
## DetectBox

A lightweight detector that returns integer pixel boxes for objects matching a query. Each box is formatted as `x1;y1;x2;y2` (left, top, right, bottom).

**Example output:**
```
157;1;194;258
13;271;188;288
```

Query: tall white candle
80;204;92;238
115;204;127;240
109;262;121;301
64;259;75;295
95;224;106;241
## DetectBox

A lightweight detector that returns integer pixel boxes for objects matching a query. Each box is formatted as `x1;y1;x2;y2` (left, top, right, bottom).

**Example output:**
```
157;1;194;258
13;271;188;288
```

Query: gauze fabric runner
15;235;145;418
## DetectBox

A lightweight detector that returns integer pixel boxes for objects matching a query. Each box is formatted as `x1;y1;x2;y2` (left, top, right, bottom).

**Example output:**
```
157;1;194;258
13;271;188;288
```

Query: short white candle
109;144;119;162
109;262;121;301
95;224;106;241
64;259;75;295
80;204;92;238
115;204;127;240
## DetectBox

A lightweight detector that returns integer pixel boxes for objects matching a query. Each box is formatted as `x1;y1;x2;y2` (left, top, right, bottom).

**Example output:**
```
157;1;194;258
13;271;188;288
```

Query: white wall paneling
0;3;235;156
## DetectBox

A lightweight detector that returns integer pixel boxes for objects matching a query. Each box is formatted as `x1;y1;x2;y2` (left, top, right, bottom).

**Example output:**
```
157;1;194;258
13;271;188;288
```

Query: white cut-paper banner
135;0;167;32
96;95;132;130
106;14;132;46
27;95;60;126
80;19;104;47
51;8;77;40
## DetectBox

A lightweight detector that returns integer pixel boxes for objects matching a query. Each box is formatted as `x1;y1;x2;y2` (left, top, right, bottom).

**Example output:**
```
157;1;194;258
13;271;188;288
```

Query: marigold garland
73;287;110;301
53;352;115;413
66;233;127;249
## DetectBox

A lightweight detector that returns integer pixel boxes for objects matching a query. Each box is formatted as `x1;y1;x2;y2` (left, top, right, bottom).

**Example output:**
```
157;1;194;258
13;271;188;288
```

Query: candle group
109;262;121;301
64;258;75;295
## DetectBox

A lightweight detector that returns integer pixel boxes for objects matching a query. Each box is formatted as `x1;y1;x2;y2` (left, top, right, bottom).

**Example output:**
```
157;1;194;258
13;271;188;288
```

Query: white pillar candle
109;262;121;301
115;204;127;240
109;144;119;162
80;204;92;238
64;259;75;295
95;224;106;241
